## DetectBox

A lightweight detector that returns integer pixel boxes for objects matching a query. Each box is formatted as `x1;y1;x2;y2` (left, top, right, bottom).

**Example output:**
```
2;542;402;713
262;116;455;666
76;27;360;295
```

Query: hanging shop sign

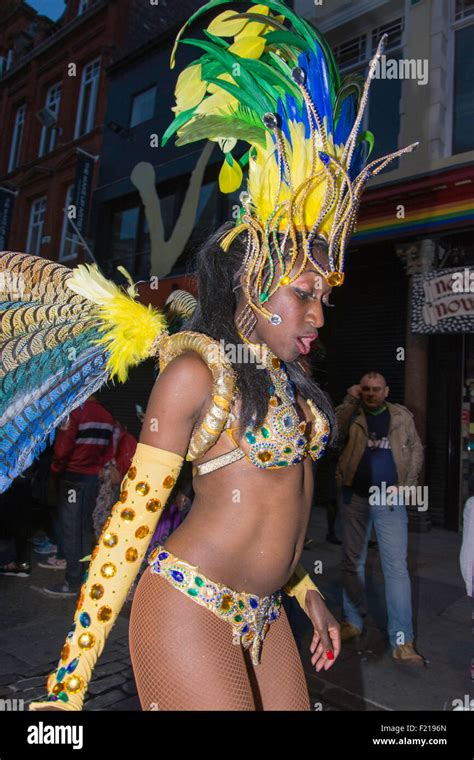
411;266;474;333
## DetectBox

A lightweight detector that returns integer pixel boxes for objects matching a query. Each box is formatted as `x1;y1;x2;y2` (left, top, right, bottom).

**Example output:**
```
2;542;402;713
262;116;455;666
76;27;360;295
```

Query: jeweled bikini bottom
147;544;282;666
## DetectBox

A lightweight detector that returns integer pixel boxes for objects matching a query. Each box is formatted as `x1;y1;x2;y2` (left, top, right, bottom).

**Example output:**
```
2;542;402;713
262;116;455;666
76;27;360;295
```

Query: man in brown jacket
335;372;424;665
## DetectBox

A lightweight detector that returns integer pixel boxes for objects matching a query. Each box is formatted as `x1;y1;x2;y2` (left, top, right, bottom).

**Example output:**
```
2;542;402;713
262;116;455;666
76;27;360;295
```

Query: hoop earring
236;302;257;338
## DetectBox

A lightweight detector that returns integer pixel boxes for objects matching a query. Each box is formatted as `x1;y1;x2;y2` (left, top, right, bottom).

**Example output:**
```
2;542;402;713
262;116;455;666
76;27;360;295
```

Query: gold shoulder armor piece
154;331;236;461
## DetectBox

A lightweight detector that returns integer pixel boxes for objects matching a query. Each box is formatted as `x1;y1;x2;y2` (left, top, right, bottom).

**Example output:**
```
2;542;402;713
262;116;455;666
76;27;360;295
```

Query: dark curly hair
184;222;336;443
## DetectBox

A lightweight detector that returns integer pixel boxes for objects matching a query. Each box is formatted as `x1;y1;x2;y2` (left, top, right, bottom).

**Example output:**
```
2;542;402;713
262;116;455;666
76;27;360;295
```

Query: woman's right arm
29;351;212;711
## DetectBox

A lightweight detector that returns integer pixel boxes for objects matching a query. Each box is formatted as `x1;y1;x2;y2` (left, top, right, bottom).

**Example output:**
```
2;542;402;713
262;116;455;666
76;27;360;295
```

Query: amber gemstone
90;584;104;600
52;682;64;696
146;498;161;513
97;606;113;623
326;271;344;287
127;466;137;480
220;594;233;612
280;275;291;285
163;475;175;489
135;525;150;539
60;644;70;661
257;450;272;462
103;532;118;547
271;357;280;369
119;490;128;503
64;675;83;694
125;548;138;562
100;563;116;578
135;481;150;496
78;632;95;650
120;508;135;521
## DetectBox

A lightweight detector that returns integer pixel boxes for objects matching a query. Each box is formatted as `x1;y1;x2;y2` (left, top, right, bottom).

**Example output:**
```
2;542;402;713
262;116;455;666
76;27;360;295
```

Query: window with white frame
333;17;405;170
130;86;157;128
59;185;80;262
39;82;62;157
8;104;26;173
455;0;474;21
74;58;100;138
26;197;47;256
452;0;474;154
78;0;89;15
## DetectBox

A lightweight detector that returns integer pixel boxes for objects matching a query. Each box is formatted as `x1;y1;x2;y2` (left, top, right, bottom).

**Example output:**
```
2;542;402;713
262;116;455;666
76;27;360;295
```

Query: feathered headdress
163;0;418;322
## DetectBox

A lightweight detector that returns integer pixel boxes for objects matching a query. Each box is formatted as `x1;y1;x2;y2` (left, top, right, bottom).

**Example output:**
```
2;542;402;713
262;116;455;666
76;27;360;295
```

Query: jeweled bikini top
192;335;330;477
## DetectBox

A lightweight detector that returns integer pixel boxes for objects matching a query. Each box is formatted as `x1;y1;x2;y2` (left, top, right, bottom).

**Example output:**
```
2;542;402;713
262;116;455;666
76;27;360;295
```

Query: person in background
42;394;114;597
335;372;424;665
0;464;36;578
93;421;138;539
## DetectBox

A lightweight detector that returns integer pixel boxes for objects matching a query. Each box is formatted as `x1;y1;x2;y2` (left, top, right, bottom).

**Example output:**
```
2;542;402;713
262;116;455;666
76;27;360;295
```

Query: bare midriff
163;394;315;598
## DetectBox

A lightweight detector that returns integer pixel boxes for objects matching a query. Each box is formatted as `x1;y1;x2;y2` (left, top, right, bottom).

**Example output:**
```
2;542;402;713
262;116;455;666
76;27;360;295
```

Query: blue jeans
341;489;414;647
57;472;99;590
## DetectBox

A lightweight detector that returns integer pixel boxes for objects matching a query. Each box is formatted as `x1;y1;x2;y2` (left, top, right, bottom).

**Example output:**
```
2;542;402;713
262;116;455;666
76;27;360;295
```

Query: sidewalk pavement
0;505;471;711
296;506;473;711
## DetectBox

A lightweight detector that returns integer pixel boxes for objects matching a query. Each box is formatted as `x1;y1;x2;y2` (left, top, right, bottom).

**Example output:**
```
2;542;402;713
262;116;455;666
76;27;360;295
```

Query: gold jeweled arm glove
283;563;325;614
29;442;184;711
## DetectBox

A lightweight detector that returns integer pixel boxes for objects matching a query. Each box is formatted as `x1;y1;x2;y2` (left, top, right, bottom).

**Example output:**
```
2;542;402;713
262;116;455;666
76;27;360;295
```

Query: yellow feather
67;264;167;383
219;223;249;251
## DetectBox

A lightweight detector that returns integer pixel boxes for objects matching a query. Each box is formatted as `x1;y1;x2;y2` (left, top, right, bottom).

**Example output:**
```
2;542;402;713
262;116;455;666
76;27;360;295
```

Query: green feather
225;11;287;31
202;29;230;48
236;56;302;100
334;73;364;123
175;115;266;147
161;106;200;147
263;30;310;53
180;37;273;113
357;130;375;159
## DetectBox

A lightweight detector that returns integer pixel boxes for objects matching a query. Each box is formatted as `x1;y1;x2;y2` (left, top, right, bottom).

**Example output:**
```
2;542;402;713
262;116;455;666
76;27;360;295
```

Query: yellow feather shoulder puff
66;263;167;383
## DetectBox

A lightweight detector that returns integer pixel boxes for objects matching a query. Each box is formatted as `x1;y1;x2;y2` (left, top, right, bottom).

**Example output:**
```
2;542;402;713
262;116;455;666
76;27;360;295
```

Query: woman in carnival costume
0;1;418;711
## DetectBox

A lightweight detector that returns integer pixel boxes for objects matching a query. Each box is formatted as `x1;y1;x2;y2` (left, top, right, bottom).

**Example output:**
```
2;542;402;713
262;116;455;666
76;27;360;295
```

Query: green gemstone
311;445;319;450
187;588;199;596
276;461;288;466
238;600;245;609
259;291;269;303
194;576;204;587
261;427;270;438
234;614;242;622
246;431;256;444
283;446;292;453
58;692;69;702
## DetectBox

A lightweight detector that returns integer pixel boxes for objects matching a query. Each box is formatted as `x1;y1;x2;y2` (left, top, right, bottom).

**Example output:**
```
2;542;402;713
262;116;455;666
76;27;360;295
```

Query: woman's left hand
304;590;341;672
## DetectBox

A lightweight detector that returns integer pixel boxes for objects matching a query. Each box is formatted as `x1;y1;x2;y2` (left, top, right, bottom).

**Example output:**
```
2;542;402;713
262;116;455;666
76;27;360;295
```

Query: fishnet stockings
129;567;310;711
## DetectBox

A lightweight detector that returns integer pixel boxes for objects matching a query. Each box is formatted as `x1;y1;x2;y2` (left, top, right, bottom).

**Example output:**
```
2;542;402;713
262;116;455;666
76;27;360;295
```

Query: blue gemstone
66;657;80;674
158;552;169;560
242;625;249;633
297;438;306;446
46;695;59;702
171;570;184;583
79;612;91;628
249;597;258;609
319;151;330;166
284;416;292;427
280;361;286;371
270;612;277;620
57;667;66;681
268;385;275;394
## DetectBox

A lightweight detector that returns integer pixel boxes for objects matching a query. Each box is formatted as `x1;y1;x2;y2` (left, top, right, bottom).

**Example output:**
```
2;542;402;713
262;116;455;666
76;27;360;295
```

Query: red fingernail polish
326;650;334;660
